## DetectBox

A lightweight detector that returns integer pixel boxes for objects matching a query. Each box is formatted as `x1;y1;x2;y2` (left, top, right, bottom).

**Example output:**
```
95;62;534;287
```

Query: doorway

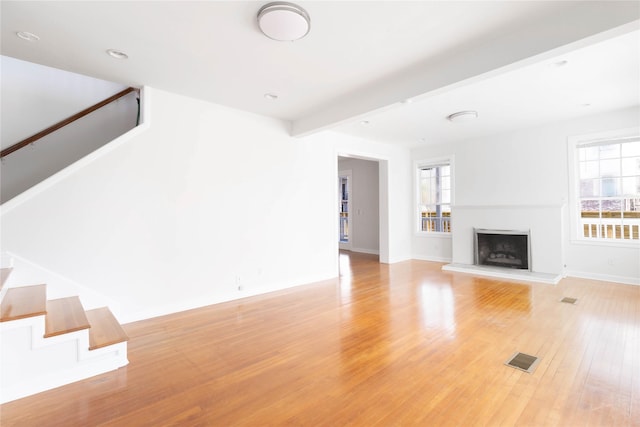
337;157;380;256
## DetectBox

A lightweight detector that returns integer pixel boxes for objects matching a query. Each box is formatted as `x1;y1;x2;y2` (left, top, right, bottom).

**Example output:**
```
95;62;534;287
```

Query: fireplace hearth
474;229;530;271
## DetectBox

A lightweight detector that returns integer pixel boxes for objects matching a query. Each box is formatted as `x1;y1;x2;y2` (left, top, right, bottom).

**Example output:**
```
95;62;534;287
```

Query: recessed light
551;60;568;68
360;120;370;125
447;111;478;123
264;93;278;100
16;31;40;42
106;49;128;60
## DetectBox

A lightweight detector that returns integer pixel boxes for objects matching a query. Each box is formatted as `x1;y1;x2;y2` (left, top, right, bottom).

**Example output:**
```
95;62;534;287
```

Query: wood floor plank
1;252;639;426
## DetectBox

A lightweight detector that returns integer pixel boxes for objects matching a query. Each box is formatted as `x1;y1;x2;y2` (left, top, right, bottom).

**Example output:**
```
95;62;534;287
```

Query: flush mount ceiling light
16;31;40;42
447;110;478;123
258;2;310;41
106;49;128;60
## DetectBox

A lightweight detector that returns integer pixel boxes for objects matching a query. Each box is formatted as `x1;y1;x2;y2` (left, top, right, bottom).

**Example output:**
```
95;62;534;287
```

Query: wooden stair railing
1;87;137;159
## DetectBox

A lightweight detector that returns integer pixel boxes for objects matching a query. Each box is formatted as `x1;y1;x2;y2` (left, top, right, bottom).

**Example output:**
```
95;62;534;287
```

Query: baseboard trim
120;272;338;324
412;255;452;263
350;247;380;255
564;270;640;286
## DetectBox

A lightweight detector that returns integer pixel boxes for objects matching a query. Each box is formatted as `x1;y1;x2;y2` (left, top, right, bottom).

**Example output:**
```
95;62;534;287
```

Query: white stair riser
0;316;128;404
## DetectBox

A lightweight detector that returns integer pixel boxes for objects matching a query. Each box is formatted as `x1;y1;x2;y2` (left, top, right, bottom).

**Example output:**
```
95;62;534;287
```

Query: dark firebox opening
475;231;529;270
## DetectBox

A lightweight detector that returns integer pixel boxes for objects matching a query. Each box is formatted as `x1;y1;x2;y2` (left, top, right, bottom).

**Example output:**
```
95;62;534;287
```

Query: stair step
85;307;129;350
1;267;12;290
44;296;90;338
1;284;47;322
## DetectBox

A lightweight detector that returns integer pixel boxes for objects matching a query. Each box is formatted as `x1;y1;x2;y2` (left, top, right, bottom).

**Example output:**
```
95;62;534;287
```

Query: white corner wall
1;88;339;322
412;106;640;284
1;87;413;323
331;133;412;264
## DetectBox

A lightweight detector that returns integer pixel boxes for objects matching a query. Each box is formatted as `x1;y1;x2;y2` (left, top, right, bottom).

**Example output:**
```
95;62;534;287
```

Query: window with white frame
572;135;640;241
417;160;452;233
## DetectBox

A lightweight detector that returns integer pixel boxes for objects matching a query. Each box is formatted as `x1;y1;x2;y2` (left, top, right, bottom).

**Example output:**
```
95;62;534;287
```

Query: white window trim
567;127;640;247
414;155;455;237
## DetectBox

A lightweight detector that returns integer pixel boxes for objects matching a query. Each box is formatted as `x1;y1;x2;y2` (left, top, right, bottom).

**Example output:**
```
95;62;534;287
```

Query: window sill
415;232;452;239
570;238;640;249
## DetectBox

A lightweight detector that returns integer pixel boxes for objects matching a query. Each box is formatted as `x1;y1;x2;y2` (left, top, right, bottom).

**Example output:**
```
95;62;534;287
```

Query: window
338;173;350;243
417;160;452;233
572;134;640;242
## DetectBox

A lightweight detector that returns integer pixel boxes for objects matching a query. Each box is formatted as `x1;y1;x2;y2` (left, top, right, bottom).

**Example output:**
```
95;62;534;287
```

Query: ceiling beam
292;1;640;137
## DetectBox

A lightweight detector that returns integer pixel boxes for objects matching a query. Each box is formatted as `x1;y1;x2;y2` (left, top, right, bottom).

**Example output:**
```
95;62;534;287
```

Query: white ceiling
2;1;639;147
337;29;640;147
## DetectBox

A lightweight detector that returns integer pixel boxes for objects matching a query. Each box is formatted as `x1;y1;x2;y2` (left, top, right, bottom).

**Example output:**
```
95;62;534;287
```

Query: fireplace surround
442;204;562;284
474;228;531;271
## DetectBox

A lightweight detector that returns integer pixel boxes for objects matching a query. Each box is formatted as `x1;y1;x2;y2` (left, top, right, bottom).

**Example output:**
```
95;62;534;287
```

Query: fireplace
474;229;531;271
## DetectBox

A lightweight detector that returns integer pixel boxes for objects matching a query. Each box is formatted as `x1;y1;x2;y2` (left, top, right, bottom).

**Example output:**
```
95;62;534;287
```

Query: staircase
0;265;128;403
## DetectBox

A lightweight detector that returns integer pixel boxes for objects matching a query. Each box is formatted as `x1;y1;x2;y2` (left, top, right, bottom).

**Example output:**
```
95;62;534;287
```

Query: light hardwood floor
1;252;639;426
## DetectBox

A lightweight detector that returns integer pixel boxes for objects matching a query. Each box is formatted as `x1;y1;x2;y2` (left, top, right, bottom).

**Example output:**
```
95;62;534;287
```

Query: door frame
336;153;389;264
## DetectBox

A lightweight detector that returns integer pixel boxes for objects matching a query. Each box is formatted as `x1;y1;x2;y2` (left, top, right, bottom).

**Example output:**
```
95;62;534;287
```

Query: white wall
1;56;138;203
412;106;640;283
338;157;379;254
1;88;335;322
1;87;412;323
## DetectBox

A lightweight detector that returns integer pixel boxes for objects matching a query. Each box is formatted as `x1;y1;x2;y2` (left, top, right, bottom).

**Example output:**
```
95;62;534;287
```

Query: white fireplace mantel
443;203;566;283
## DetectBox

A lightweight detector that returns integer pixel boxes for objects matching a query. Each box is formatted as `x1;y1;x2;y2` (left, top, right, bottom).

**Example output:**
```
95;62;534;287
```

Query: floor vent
560;297;578;304
505;352;540;373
